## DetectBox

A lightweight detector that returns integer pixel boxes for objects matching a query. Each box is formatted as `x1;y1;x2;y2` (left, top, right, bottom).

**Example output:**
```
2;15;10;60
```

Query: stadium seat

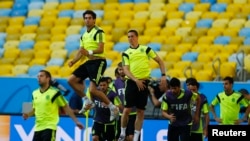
58;66;74;78
212;19;229;28
0;9;12;17
173;61;192;71
244;54;250;73
165;52;182;62
201;11;219;20
150;68;162;79
147;43;161;51
220;62;237;78
210;3;227;13
175;43;192;54
166;69;183;78
3;48;20;60
185;11;202;21
12;64;29;76
178;3;194;13
165;36;182;45
74;1;89;10
213;36;231;45
19;49;34;59
144;27;161;36
175;27;192;37
194;70;214;81
47;58;65;66
193;3;211;12
14;58;31;65
51;49;67;59
197;36;215;45
0;64;13;76
113;42;129;52
191;61;204;71
34;41;50;50
239;28;250;38
196;19;213;28
44;65;60;76
133;3;149;12
28;1;44;10
0;58;15;65
28;65;46;77
182;52;199;62
167;11;185;19
49;41;65;50
197;52;214;63
18;41;35;50
165;19;183;28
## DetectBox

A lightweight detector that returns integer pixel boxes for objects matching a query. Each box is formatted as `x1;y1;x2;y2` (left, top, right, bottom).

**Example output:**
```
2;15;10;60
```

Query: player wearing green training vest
118;29;166;141
210;76;250;125
22;70;83;141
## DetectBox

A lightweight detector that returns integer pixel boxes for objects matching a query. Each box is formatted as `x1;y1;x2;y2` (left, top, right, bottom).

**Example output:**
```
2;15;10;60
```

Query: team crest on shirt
140;48;144;52
232;98;235;102
46;95;50;100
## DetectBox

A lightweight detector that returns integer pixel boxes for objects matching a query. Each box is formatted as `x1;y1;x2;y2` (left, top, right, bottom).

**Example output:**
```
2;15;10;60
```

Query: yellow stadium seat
6;25;22;34
167;11;185;19
163;3;179;13
217;0;234;4
21;25;38;34
5;34;21;41
214;53;230;63
144;27;161;36
34;41;50;50
9;17;25;26
207;28;223;37
58;2;74;11
185;11;202;21
43;9;58;18
217;12;234;20
191;61;204;71
241;4;250;14
193;3;210;12
195;70;214;81
44;65;60;76
114;19;130;29
58;66;74;78
105;41;115;51
134;11;150;21
174;43;192;53
239;45;250;54
119;11;134;20
165;35;182;45
191;44;209;53
51;26;67;35
165;52;182;62
160;27;177;36
148;3;165;11
0;17;9;26
169;0;184;4
197;52;214;63
161;44;175;52
20;33;36;41
103;10;119;21
209;44;224;54
150;11;166;24
150;36;166;44
12;64;29;76
15;58;31;65
149;60;159;69
138;35;151;44
3;48;20;59
70;18;84;26
0;64;13;76
181;36;198;44
164;61;175;70
197;36;215;45
34;49;51;61
54;17;71;26
29;58;48;66
244;54;250;73
103;3;119;11
36;26;51;34
201;11;219;20
51;34;66;42
220;62;237;78
230;37;244;45
175;27;192;37
228;19;246;28
0;1;13;8
74;2;90;10
43;2;59;10
133;3;149;12
212;19;229;28
28;9;43;17
51;49;67;59
0;58;15;65
111;27;127;42
89;3;103;10
49;41;65;50
19;49;34;59
234;0;247;4
173;61;192;71
35;34;51;42
156;51;167;60
235;13;248;19
222;44;239;54
118;3;134;12
165;18;183;28
5;38;19;46
181;19;197;28
223;28;239;37
103;66;117;79
66;25;81;35
40;17;56;27
166;69;183;78
226;3;242;13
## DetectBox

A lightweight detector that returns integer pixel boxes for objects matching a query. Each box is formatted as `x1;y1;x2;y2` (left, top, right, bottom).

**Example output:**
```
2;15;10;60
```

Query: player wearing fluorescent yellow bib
210;76;250;125
22;70;83;141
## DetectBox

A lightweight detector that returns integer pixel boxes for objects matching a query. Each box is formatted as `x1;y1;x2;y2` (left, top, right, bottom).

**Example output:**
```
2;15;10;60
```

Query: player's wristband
88;50;93;55
161;73;166;76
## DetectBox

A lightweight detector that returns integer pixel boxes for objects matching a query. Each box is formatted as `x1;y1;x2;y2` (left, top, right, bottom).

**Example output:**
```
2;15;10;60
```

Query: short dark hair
186;77;199;88
99;77;109;83
128;29;138;37
169;77;180;87
39;70;52;79
117;62;122;67
83;10;96;19
223;76;234;84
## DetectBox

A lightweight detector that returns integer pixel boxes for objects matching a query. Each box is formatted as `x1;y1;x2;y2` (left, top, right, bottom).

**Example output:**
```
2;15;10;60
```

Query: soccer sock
121;127;126;136
133;130;140;141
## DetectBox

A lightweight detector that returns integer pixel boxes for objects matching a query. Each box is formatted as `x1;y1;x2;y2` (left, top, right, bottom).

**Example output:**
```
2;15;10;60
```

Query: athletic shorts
124;79;149;110
73;59;107;85
92;121;115;141
33;129;56;141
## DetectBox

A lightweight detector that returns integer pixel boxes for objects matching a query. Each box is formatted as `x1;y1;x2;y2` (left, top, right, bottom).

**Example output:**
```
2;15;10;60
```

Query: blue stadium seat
243;37;250;45
90;0;105;3
58;10;74;18
28;65;46;77
73;10;85;18
11;9;28;17
134;0;149;3
119;0;133;3
106;59;112;68
147;43;161;51
214;36;231;45
80;27;86;34
150;68;161;78
0;33;6;41
65;41;79;55
47;58;65;66
0;40;5;49
0;48;4;58
113;42;129;52
178;3;195;13
24;17;40;25
65;34;81;43
210;3;227;13
181;52;198;62
30;0;45;2
196;19;213;28
46;0;59;2
228;53;244;70
28;2;44;10
12;2;29;11
0;9;12;17
239;28;250;38
94;10;104;18
19;41;35;50
60;0;74;2
200;0;216;5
